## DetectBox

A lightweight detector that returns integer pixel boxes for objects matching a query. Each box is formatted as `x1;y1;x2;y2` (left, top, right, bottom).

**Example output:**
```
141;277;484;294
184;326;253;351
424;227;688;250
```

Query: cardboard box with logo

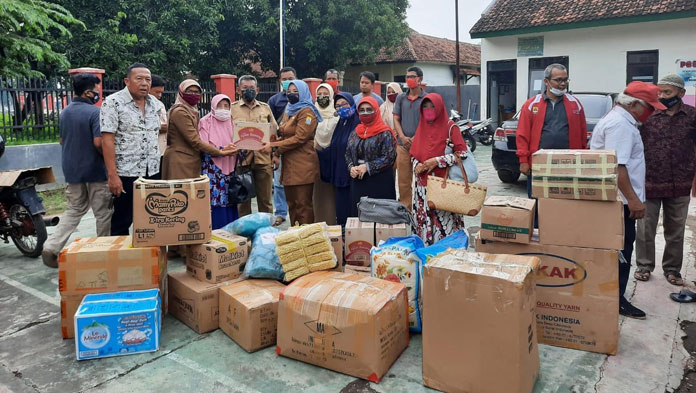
218;279;286;352
132;176;212;247
480;196;536;244
531;149;618;201
186;230;249;284
276;271;409;383
476;236;619;354
233;121;271;150
375;223;409;245
539;197;624;250
422;249;540;393
344;218;375;266
168;270;236;334
327;225;344;272
58;236;167;339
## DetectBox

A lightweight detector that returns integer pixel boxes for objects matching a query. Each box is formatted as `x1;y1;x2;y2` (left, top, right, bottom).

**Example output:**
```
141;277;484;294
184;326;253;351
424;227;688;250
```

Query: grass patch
39;188;67;215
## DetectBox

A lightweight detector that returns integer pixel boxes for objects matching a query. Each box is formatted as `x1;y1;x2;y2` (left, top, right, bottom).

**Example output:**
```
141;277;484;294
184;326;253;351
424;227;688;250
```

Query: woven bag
426;156;487;216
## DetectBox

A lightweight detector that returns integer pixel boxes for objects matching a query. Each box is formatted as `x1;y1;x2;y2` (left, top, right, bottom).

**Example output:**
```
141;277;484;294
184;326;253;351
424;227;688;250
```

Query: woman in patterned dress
410;93;469;245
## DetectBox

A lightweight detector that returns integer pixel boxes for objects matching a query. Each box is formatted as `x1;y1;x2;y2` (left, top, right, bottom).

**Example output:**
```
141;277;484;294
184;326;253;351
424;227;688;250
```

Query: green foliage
0;0;84;77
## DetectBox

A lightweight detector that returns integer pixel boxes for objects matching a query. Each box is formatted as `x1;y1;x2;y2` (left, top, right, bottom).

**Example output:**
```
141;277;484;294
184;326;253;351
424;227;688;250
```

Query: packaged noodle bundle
275;223;336;282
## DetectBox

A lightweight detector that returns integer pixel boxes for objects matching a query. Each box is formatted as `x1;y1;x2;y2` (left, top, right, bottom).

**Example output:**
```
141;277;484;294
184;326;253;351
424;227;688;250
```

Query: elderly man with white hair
590;81;666;319
634;74;696;288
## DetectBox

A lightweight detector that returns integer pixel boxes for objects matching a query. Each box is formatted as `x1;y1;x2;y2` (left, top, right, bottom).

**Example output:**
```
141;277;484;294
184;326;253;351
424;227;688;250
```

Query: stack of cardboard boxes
477;149;622;355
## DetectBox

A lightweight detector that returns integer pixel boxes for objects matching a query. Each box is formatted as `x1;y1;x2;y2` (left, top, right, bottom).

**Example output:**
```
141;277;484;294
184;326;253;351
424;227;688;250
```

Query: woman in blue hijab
266;80;321;225
316;92;360;227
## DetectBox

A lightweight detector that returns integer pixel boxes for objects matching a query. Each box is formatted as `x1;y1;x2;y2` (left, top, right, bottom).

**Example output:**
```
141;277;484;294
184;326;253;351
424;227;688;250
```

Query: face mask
359;112;377;125
287;93;300;104
387;93;398;103
180;91;201;106
242;88;257;102
326;80;339;92
281;80;292;91
89;91;100;104
422;108;437;122
317;96;330;108
659;96;681;109
549;87;567;96
406;79;419;89
637;105;654;124
337;106;355;119
213;109;231;121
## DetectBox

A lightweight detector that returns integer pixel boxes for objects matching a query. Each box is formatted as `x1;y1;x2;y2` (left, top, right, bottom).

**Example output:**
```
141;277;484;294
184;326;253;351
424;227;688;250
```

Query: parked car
491;92;617;183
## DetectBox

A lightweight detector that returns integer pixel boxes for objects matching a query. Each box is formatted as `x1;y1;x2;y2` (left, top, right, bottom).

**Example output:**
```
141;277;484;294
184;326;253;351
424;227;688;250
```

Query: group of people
516;63;696;320
41;63;473;266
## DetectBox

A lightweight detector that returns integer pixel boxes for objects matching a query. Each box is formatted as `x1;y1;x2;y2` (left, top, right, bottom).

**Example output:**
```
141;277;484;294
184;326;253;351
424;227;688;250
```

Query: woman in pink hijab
199;94;239;229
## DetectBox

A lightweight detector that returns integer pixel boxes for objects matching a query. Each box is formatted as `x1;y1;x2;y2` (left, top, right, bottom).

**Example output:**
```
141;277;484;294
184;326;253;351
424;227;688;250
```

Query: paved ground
1;145;695;393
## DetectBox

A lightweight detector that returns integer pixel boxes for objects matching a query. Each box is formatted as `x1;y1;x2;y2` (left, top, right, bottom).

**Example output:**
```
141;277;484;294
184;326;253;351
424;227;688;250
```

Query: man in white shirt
590;81;666;319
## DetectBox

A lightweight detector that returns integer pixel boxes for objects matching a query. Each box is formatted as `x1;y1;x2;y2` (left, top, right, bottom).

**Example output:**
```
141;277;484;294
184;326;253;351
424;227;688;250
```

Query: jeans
620;205;636;298
273;161;288;218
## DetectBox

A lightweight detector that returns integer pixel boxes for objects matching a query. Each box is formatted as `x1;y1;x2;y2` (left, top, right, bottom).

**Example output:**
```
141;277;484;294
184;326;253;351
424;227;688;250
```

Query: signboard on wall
518;37;544;57
677;59;696;86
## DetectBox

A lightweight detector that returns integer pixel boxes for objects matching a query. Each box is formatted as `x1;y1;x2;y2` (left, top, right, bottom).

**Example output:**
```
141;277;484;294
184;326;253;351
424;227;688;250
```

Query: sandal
670;289;696;303
665;271;684;286
273;216;286;227
634;269;651;282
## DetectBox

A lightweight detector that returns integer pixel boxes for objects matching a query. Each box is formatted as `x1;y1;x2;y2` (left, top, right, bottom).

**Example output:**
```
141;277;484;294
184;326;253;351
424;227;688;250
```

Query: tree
0;0;83;78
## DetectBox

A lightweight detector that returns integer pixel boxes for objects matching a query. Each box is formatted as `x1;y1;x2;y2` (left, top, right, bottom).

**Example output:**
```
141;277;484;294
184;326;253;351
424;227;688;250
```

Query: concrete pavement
0;145;694;393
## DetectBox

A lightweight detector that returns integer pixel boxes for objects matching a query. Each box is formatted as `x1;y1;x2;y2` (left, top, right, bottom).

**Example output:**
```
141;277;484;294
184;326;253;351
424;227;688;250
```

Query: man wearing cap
635;75;696;287
590;81;667;319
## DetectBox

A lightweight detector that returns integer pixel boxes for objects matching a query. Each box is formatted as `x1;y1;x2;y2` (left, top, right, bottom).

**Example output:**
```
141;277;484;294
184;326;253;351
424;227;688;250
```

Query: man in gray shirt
393;66;426;210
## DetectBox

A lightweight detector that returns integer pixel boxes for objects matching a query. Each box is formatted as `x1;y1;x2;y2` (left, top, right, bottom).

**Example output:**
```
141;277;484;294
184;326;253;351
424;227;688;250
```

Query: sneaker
620;298;646;319
41;250;58;268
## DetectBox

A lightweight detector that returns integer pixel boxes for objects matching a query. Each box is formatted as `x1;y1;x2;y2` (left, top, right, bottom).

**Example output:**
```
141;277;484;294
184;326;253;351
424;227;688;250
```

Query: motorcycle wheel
9;204;47;258
465;134;477;152
479;126;494;146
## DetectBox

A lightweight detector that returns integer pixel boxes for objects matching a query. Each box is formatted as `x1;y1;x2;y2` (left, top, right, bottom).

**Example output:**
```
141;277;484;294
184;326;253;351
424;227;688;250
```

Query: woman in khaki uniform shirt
266;80;321;225
162;79;235;180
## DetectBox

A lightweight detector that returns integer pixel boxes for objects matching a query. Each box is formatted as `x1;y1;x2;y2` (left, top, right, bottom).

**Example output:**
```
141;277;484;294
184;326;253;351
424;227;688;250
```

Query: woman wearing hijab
344;96;397;217
379;82;403;129
199;94;239;229
162;79;234;180
313;83;339;225
266;80;321;225
320;92;361;227
410;93;469;245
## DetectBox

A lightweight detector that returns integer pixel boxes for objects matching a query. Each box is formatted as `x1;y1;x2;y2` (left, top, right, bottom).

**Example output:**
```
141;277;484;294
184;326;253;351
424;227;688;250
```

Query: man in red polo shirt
517;64;588;199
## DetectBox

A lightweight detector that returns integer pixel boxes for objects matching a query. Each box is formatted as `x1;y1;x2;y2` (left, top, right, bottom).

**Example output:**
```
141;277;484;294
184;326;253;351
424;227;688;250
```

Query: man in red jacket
517;64;588;199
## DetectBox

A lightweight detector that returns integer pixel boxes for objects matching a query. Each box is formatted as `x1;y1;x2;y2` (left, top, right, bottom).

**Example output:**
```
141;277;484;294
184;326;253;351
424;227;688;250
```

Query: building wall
480;17;696;119
344;62;480;87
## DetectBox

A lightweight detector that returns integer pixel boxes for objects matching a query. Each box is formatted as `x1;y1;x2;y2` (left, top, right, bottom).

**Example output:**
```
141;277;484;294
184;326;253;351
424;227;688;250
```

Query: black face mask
317;96;330;108
242;88;257;102
287;93;300;104
659;96;681;109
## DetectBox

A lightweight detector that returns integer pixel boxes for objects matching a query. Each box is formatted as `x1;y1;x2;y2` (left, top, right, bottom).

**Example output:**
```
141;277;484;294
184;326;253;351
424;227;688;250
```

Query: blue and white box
74;289;161;360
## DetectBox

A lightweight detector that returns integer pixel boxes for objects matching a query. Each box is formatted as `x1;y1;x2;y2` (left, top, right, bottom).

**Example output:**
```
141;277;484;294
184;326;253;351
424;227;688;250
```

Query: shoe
619;298;646;319
41;250;58;268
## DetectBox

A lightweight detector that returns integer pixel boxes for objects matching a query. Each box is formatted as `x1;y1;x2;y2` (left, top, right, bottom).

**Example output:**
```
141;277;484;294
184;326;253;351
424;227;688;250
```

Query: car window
576;95;612;120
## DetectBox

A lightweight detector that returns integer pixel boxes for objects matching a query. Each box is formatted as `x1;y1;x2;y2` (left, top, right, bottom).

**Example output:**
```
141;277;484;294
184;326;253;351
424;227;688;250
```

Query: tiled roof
470;0;696;36
373;30;481;66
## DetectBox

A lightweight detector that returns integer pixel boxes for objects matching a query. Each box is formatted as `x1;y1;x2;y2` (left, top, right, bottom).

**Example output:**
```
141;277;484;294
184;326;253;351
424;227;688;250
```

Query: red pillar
211;74;238;101
68;67;106;106
374;81;383;97
303;78;322;101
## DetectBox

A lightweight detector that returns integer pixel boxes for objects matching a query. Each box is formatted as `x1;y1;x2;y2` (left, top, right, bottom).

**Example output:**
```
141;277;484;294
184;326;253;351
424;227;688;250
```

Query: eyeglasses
335;103;350;109
549;78;569;84
405;75;418;79
358;109;374;115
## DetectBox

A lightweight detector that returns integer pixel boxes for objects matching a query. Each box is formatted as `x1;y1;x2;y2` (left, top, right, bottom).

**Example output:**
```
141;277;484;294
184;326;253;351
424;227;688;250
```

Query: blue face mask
281;80;292;91
337;106;355;119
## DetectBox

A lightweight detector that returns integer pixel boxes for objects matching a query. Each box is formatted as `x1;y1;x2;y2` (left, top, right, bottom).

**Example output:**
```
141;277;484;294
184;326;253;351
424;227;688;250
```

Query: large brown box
344;218;375;266
532;149;618;201
186;230;249;283
375;223;408;245
132;176;212;247
480;196;536;244
57;236;167;338
422;250;540;393
276;271;409;383
476;236;619;354
218;280;286;352
168;270;235;334
539;198;624;250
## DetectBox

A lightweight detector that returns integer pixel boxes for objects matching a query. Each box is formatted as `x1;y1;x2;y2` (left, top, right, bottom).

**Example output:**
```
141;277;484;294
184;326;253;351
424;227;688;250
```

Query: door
487;60;517;128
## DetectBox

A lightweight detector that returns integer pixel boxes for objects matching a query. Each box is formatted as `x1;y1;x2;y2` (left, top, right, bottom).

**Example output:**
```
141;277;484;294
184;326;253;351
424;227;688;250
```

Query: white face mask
549;87;567;96
213;109;231;121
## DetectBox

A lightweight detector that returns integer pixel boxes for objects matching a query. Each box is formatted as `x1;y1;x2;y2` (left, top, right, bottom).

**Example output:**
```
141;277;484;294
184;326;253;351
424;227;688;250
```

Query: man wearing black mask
230;75;279;218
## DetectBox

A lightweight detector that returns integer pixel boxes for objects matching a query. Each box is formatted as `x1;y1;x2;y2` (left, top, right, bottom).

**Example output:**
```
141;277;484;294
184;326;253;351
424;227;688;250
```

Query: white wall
344;62;480;86
480;17;696;118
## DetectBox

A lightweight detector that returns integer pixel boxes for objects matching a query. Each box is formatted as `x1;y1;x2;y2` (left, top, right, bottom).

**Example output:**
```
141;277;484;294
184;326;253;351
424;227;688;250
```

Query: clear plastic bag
223;212;274;238
243;226;284;280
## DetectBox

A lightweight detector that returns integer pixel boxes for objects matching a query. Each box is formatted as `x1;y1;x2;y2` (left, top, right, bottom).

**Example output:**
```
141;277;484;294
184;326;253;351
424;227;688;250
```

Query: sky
405;0;493;44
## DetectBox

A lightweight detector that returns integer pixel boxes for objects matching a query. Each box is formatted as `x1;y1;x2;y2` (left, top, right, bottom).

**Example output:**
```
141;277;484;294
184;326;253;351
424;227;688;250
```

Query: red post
303;78;322;101
211;74;238;101
68;67;106;106
374;81;383;97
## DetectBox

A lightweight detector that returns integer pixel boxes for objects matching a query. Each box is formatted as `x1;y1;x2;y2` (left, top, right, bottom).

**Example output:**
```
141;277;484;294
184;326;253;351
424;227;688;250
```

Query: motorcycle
0;135;59;257
470;118;494;146
449;110;477;152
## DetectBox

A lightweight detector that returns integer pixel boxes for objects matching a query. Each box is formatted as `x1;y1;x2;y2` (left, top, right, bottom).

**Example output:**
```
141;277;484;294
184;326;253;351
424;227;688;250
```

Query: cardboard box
233;121;271;150
60;294;84;339
132;176;212;247
186;230;249;283
539;198;624;250
277;271;409;383
168;270;235;334
375;223;408;245
422;250;540;393
480;196;536;244
343;264;371;277
476;236;619;354
532;149;618;201
344;218;374;266
218;279;286;352
327;225;344;272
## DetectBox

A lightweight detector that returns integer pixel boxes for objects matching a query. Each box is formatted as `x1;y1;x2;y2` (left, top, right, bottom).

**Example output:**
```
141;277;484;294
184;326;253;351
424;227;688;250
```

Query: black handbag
227;156;256;204
357;197;413;225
